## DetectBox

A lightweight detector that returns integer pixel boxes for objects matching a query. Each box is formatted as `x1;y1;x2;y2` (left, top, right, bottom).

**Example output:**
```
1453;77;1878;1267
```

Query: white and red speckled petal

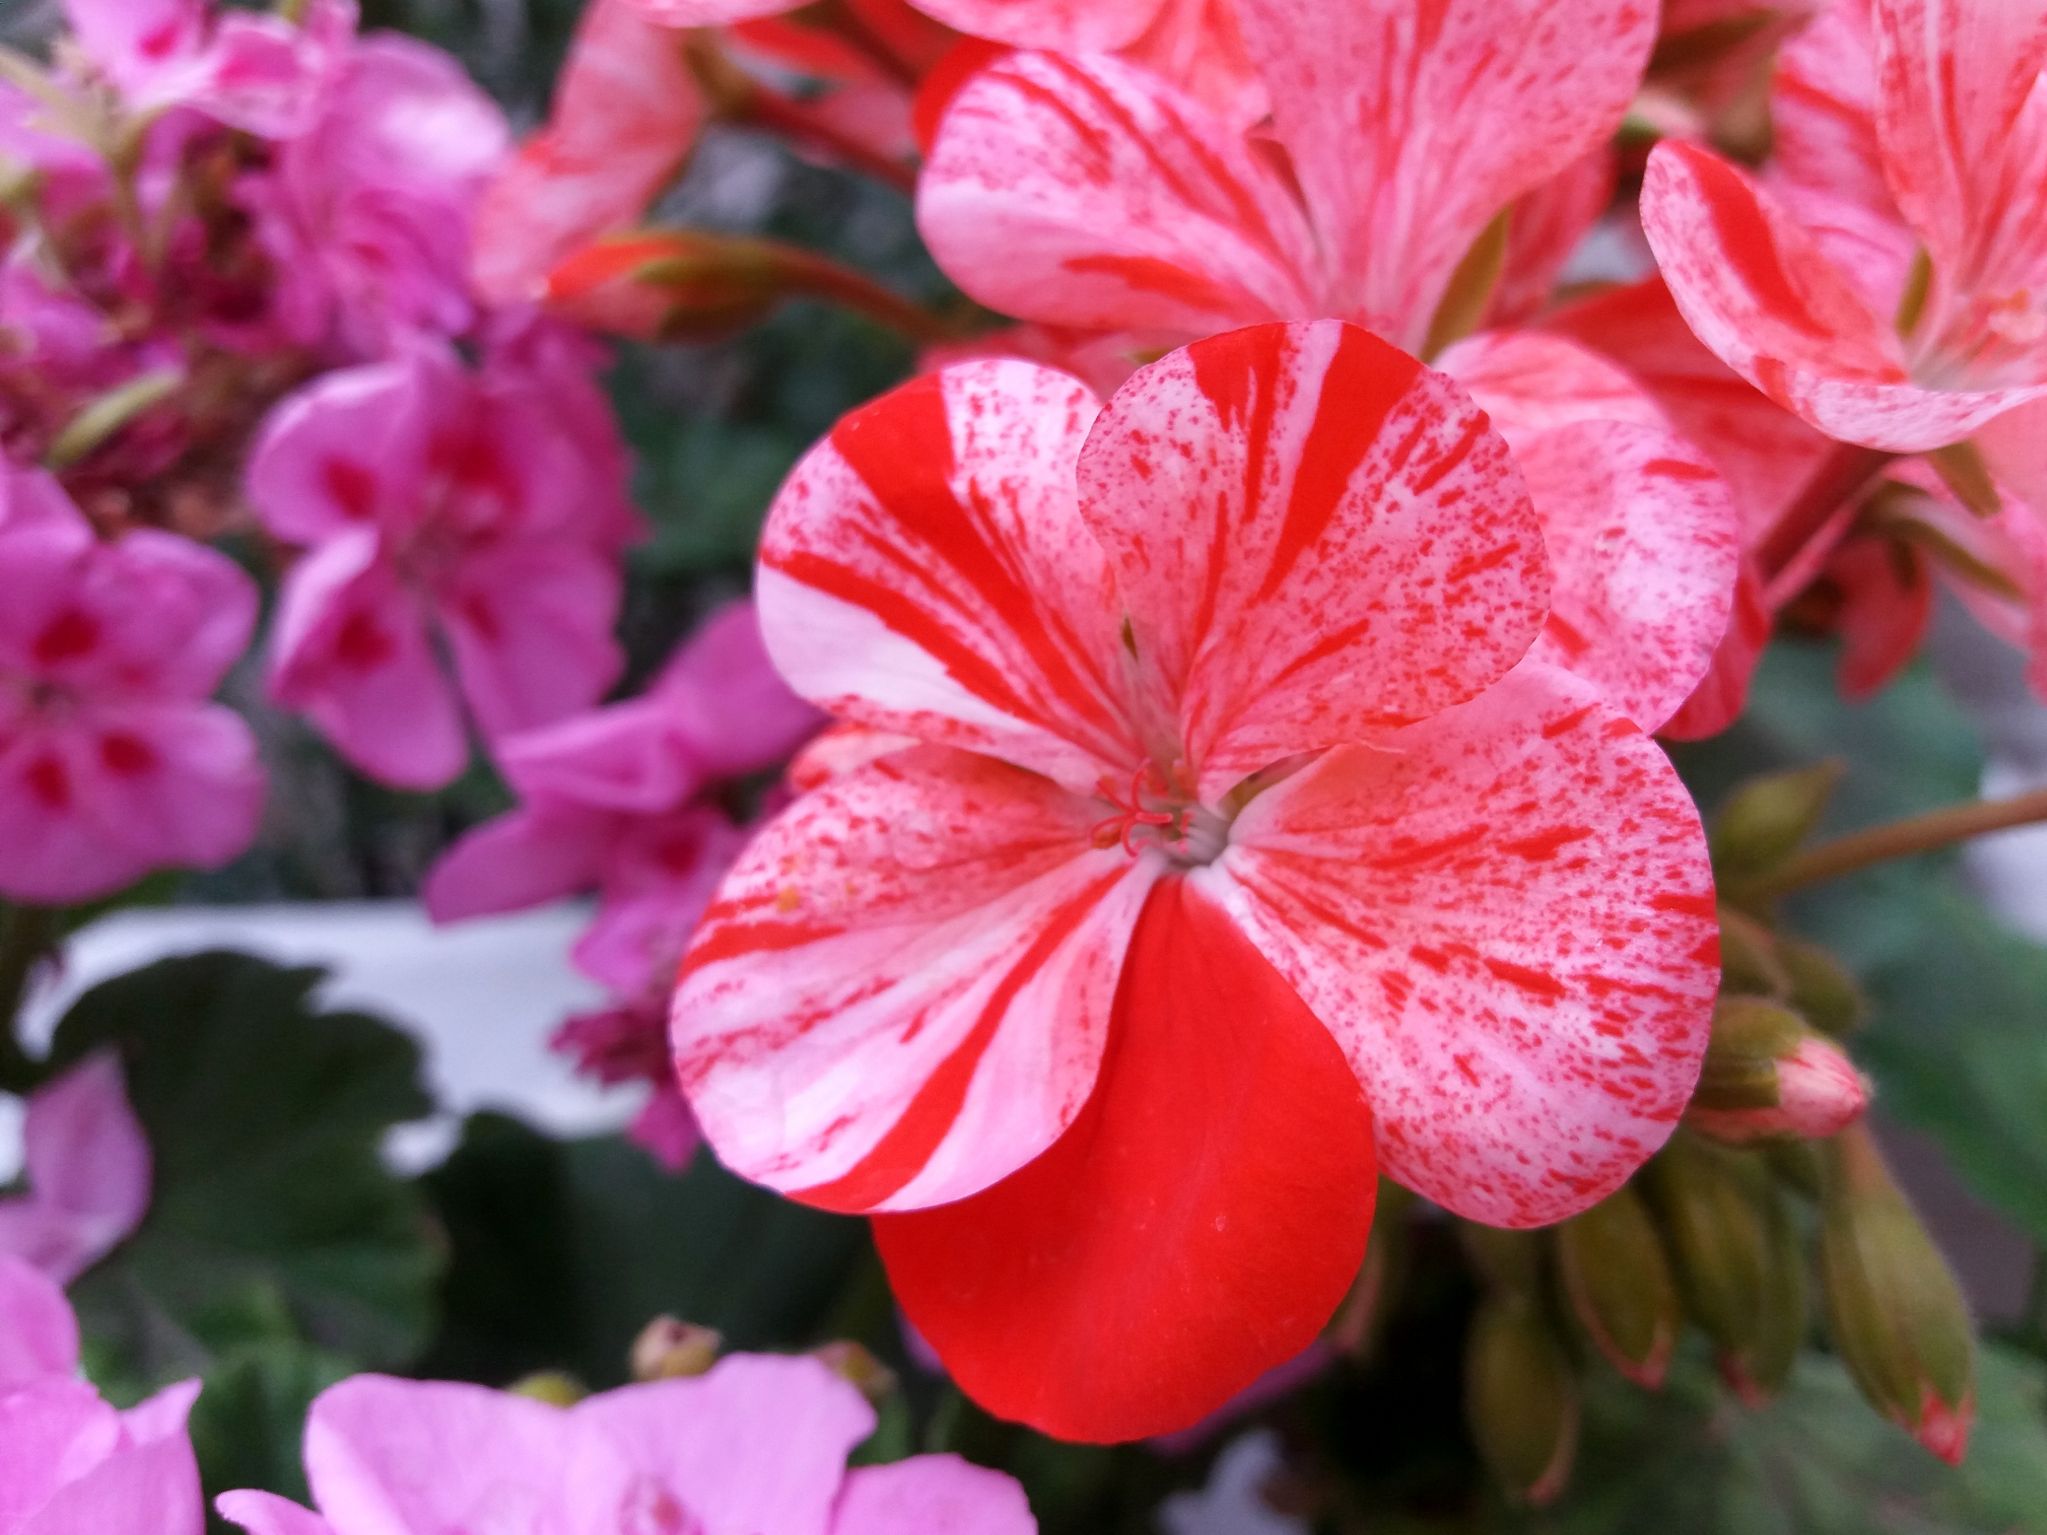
1237;0;1655;349
757;360;1140;792
913;0;1162;49
1437;330;1669;454
874;877;1374;1442
1518;421;1743;733
1871;0;2047;296
470;0;703;305
1076;321;1548;803
917;52;1318;336
671;745;1158;1214
1661;554;1771;741
1642;142;2047;452
786;723;920;792
1207;664;1719;1228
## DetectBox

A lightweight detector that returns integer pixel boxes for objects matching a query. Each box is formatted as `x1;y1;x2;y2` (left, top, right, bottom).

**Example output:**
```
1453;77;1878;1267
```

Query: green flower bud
1819;1127;1976;1464
1466;1293;1579;1507
1686;997;1869;1144
1460;1221;1545;1296
1718;905;1791;997
1710;762;1843;888
507;1371;586;1407
630;1316;723;1381
1777;936;1866;1037
1556;1183;1680;1389
809;1341;899;1405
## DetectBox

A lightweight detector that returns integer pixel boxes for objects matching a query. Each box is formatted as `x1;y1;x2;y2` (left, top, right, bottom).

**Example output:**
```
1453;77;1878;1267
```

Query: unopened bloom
917;0;1652;355
216;1353;1036;1535
249;341;634;789
0;464;263;904
0;1256;205;1535
672;321;1720;1440
0;1053;152;1283
1641;0;2047;454
1685;997;1870;1145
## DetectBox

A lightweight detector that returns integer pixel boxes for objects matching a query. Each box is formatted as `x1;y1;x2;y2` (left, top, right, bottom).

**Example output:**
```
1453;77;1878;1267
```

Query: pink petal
874;877;1375;1441
643;600;822;783
216;1491;341;1535
1660;555;1771;741
571;1355;874;1535
268;537;469;791
17;1431;203;1535
495;699;700;814
0;1382;123;1529
471;0;706;305
301;1377;567;1532
440;541;624;744
626;1087;702;1171
1871;0;2047;298
1486;148;1619;328
16;1053;151;1281
757;362;1140;791
1075;321;1547;802
247;365;424;547
60;0;205;85
1119;0;1265;127
1238;0;1654;348
788;723;919;792
830;1456;1037;1535
622;0;803;21
188;7;355;138
1642;141;2047;451
64;703;266;877
914;0;1162;48
89;529;261;702
1517;422;1744;733
1437;330;1669;451
421;807;613;923
1828;536;1934;698
917;52;1318;336
672;746;1157;1213
1211;664;1719;1227
0;1257;79;1386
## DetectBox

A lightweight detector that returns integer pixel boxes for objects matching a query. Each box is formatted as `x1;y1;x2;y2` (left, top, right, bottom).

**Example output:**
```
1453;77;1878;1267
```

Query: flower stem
1757;442;1896;584
775;245;953;344
1751;784;2047;897
740;89;919;196
0;905;56;1094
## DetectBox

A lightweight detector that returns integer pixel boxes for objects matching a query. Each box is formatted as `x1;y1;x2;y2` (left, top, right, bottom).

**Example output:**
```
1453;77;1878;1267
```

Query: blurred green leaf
419;1112;869;1388
1514;1346;2047;1535
185;1339;352;1520
50;952;442;1397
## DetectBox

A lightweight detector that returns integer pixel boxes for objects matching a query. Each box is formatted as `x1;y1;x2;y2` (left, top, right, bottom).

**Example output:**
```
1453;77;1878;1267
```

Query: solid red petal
875;877;1376;1443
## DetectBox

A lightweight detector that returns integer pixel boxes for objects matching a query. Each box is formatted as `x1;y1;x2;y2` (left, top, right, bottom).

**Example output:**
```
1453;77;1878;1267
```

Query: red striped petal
672;746;1157;1212
758;360;1141;791
875;876;1375;1442
1211;664;1718;1228
917;51;1317;335
1075;321;1547;802
1237;0;1654;349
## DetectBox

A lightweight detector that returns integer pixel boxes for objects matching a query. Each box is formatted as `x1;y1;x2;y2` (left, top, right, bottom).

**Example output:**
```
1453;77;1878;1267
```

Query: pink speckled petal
672;745;1158;1213
917;52;1318;336
1076;321;1548;802
757;361;1139;792
1518;421;1743;733
1207;663;1719;1227
1642;141;2047;452
1237;0;1655;348
1437;330;1669;453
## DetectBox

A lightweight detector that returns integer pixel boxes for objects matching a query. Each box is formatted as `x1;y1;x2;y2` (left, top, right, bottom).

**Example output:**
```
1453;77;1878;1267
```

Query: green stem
1752;784;2047;897
0;905;56;1093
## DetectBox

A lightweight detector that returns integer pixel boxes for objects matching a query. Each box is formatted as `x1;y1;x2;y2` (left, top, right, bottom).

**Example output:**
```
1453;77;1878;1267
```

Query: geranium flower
0;1054;151;1285
914;0;1654;353
216;1354;1036;1535
671;322;1721;1441
1640;0;2047;453
249;341;633;789
0;464;263;904
0;1256;205;1535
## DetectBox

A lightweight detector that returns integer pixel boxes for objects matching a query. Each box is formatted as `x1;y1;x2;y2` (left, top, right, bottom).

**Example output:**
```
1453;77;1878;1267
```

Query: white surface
4;901;626;1178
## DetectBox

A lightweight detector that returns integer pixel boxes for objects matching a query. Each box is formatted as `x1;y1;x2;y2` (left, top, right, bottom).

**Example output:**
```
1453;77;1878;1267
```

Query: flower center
1089;762;1231;867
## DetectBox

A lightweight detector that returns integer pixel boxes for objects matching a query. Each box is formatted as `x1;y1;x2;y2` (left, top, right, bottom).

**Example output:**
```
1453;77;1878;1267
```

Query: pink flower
249;342;634;789
0;465;263;904
670;322;1721;1441
1686;1033;1872;1145
1640;0;2047;454
58;0;355;138
0;1256;205;1535
915;0;1653;353
252;26;508;355
216;1354;1036;1535
0;1054;152;1285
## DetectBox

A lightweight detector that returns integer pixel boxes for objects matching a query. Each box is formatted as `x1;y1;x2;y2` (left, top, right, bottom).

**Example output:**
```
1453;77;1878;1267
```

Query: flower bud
630;1316;723;1382
544;233;787;342
1776;936;1865;1037
1647;1134;1806;1404
1819;1127;1976;1464
1465;1293;1579;1507
1685;997;1869;1145
1709;762;1843;888
1555;1183;1680;1389
508;1371;587;1406
810;1341;899;1405
1717;904;1790;997
1459;1221;1544;1296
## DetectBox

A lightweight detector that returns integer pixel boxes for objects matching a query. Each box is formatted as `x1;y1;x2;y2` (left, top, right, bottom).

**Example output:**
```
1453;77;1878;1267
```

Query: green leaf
47;951;442;1397
420;1113;870;1388
184;1339;352;1516
1517;1345;2047;1534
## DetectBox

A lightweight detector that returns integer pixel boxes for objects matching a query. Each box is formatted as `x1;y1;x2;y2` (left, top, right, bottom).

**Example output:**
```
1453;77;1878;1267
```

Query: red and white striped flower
669;321;1722;1441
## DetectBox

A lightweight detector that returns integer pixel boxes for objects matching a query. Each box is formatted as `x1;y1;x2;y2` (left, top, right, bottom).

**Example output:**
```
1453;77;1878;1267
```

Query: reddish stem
1757;442;1896;583
740;89;919;197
